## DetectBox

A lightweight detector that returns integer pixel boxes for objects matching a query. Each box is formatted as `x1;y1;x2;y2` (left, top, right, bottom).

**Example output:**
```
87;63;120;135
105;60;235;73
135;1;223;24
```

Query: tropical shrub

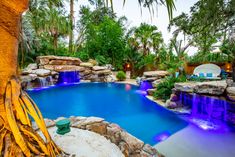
74;51;89;62
153;76;187;101
116;71;126;81
95;55;109;65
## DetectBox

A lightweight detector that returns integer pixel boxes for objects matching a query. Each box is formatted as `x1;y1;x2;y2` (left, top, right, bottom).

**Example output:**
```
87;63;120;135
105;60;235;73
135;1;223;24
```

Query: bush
73;51;89;62
153;76;187;101
95;55;109;65
116;71;126;81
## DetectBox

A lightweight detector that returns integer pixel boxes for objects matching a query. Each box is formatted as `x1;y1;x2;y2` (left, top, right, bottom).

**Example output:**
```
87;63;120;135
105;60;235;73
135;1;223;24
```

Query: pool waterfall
57;71;80;84
178;92;234;131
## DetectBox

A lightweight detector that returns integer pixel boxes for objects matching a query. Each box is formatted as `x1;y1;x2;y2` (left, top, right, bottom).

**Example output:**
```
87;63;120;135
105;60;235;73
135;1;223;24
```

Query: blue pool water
27;83;188;145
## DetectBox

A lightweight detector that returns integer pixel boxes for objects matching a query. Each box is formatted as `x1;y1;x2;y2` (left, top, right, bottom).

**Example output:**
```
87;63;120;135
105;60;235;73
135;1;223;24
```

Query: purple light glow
153;131;171;142
57;71;80;85
125;84;132;91
139;81;153;91
179;92;234;132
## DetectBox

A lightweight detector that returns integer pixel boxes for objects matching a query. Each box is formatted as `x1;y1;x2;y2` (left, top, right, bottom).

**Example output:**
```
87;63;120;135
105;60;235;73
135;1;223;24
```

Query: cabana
193;63;221;80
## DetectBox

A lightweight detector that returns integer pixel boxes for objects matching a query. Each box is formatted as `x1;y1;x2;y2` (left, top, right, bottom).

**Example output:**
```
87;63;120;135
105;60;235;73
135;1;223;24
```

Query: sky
71;0;199;55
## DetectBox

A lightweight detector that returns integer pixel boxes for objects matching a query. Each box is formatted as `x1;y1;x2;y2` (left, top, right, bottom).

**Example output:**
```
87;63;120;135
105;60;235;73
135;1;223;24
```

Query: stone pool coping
34;116;164;157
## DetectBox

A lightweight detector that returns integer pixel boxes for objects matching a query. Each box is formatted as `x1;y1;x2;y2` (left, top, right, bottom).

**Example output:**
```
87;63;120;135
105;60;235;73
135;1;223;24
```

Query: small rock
175;82;197;93
143;71;169;78
152;79;162;88
33;69;51;77
226;87;235;101
92;69;111;75
118;141;129;157
147;88;156;96
44;118;56;128
166;100;178;109
92;66;107;71
226;79;234;87
88;59;98;66
170;94;179;102
143;144;157;155
121;131;144;152
26;63;38;70
80;62;94;68
86;122;108;135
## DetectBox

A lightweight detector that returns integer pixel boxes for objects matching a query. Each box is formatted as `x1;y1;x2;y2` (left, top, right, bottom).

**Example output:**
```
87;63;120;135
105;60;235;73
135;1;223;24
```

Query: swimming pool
27;83;188;145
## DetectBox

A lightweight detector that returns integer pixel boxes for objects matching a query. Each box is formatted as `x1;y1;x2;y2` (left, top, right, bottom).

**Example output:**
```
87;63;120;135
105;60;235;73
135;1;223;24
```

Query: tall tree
128;23;163;55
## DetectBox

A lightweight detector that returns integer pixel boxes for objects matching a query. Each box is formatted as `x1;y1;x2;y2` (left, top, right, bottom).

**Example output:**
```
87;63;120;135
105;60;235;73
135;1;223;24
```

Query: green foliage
220;40;235;60
128;23;163;55
153;76;187;101
78;7;126;69
73;51;90;62
116;71;126;81
95;55;109;65
169;0;235;54
188;52;230;64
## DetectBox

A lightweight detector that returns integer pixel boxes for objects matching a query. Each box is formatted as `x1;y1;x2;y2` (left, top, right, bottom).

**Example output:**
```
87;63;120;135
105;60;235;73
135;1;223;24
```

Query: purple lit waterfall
57;71;80;84
139;81;153;91
179;92;233;131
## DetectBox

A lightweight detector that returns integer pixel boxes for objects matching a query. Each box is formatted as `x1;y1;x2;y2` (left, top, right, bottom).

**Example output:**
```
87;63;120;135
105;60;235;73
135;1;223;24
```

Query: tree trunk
69;0;74;54
0;1;62;156
53;33;58;54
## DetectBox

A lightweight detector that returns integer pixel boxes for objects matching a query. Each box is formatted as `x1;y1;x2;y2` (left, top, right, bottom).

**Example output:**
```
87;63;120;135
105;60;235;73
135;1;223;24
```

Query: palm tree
129;23;163;55
107;0;175;20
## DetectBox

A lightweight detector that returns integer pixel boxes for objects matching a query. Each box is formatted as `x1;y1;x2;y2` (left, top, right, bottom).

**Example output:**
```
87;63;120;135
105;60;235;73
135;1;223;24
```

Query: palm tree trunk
53;33;58;54
0;1;61;156
69;0;74;54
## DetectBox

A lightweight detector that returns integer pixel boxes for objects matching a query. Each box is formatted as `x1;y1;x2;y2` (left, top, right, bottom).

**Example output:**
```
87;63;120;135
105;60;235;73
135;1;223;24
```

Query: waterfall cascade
179;92;233;131
139;81;153;91
57;71;80;84
39;76;54;87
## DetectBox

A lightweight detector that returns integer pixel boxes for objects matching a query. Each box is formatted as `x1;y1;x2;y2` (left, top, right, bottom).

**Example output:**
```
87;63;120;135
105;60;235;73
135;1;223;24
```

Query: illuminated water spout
139;81;153;91
57;71;80;84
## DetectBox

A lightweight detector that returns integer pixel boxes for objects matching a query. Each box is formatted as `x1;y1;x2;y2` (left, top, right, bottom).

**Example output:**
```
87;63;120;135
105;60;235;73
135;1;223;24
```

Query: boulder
120;131;144;153
143;71;169;78
33;69;51;77
93;66;107;71
226;79;234;87
92;69;111;75
44;65;85;72
170;94;179;102
20;74;37;82
80;62;94;68
175;82;197;93
37;55;81;65
86;122;108;135
143;144;157;155
88;59;98;66
49;60;80;65
194;80;227;95
37;58;49;65
147;89;156;96
51;71;58;76
21;69;33;75
26;63;38;70
152;79;162;88
166;100;178;109
142;77;158;82
226;87;235;101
